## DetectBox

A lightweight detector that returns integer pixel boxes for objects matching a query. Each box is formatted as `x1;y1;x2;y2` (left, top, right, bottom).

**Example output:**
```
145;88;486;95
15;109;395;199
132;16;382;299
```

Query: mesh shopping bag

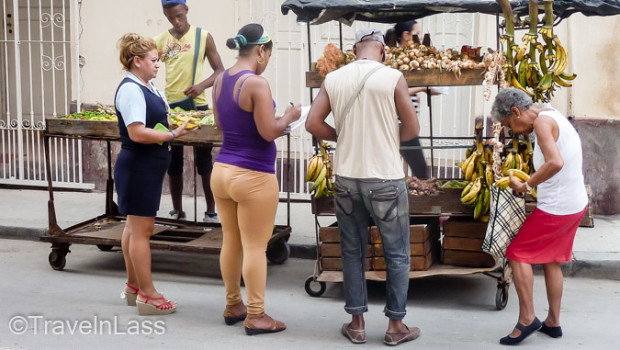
482;185;526;258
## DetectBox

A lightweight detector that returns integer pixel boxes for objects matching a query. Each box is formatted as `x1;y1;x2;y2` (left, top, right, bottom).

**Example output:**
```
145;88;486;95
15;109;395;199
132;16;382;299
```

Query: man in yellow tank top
155;0;224;222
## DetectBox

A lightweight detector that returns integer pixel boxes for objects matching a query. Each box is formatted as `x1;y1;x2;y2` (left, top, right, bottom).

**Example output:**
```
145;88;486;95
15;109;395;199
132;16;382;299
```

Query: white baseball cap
354;28;385;46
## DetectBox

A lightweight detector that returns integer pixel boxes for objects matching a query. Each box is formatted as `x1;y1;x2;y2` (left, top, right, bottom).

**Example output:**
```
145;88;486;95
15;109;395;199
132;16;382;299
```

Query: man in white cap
306;27;421;346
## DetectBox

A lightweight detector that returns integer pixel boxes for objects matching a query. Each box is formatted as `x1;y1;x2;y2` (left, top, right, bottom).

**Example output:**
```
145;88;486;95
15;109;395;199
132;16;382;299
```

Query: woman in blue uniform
115;33;191;315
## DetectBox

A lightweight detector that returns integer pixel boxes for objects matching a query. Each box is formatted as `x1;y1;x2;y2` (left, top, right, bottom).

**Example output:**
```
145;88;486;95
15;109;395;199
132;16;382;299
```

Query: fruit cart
41;115;294;271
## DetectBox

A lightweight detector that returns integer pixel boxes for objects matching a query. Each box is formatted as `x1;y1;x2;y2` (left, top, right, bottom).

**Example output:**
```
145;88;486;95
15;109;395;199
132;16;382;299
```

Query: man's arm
395;76;419;142
305;84;337;142
184;33;225;98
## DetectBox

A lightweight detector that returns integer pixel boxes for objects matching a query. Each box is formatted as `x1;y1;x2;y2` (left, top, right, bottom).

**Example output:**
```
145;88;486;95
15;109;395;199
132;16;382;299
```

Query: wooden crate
443;236;484;251
321;257;371;271
373;241;434;257
320;243;372;257
372;249;435;271
442;249;495;268
318;225;340;243
311;195;335;215
370;218;440;244
442;218;488;239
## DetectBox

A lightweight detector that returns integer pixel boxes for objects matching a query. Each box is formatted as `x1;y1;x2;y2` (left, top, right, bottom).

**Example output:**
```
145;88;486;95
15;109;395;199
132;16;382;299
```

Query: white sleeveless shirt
533;109;588;215
324;60;404;179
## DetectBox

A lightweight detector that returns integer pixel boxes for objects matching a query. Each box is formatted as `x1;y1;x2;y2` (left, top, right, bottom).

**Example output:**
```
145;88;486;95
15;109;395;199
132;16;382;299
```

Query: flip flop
384;325;421;346
499;317;542;345
539;321;562;338
341;323;366;344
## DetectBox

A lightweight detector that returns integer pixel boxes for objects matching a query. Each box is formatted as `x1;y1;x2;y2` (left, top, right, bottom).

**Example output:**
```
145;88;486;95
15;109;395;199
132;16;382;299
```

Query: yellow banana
495;176;511;189
511;74;534;97
461;177;482;204
553;75;572;87
559;72;577;81
464;152;479;181
461;180;474;199
485;163;494;187
502;152;514;173
306;156;319;181
510;169;531;182
482;185;491;214
514;153;523;171
314;178;327;198
310;167;327;192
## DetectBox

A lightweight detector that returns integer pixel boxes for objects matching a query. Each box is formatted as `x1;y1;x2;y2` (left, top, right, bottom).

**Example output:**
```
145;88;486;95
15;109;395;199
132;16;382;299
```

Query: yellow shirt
154;25;208;107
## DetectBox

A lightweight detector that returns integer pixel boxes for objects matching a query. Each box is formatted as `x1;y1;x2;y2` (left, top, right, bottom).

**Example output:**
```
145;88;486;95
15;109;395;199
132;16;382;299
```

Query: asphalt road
0;239;618;350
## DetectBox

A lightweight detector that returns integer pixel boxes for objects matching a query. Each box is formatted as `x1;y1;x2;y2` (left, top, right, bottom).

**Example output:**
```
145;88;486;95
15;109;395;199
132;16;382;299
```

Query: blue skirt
114;148;171;217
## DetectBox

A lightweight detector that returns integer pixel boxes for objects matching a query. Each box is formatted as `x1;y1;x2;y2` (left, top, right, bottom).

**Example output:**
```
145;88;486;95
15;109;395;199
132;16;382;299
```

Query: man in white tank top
306;28;421;346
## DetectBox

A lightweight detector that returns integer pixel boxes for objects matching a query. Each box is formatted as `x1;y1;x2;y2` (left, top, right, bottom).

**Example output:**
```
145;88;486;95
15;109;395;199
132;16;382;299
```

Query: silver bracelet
169;130;175;141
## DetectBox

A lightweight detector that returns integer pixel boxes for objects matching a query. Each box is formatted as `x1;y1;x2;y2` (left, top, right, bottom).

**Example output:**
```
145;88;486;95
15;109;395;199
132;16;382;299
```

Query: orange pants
210;162;279;315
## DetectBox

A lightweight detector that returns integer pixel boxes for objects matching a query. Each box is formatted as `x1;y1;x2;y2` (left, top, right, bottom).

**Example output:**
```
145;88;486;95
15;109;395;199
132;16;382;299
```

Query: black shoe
500;317;542;345
539;321;562;338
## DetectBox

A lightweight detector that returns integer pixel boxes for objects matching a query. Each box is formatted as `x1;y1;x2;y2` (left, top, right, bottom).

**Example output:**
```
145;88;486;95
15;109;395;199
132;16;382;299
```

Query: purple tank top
215;69;276;173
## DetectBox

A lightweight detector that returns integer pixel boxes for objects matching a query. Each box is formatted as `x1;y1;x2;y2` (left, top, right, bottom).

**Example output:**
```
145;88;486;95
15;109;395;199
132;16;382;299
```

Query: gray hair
490;87;533;122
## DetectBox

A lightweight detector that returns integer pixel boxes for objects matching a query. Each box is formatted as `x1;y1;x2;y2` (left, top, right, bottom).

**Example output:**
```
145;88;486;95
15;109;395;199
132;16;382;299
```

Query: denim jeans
334;175;410;320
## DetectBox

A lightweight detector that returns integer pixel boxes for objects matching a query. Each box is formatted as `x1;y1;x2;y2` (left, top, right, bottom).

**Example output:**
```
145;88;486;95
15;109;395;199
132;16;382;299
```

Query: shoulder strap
191;27;202;86
336;64;385;135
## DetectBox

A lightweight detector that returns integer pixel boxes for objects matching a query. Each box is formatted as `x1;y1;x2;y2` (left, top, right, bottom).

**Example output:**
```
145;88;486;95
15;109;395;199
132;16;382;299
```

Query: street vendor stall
281;0;615;309
42;110;294;270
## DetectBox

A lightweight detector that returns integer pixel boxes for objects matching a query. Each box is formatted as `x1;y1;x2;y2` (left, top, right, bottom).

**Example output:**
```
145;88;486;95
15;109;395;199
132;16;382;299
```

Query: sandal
121;283;139;306
243;313;286;335
136;291;177;315
341;323;366;344
223;301;247;326
499;317;541;345
384;325;421;346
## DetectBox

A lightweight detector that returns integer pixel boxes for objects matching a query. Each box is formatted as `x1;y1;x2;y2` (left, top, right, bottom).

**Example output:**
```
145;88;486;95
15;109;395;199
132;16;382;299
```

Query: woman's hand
508;171;527;194
285;103;302;123
171;119;193;139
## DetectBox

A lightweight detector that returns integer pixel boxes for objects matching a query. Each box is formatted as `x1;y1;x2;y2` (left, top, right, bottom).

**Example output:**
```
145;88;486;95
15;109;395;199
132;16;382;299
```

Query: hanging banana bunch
457;138;493;221
497;0;576;102
305;141;334;198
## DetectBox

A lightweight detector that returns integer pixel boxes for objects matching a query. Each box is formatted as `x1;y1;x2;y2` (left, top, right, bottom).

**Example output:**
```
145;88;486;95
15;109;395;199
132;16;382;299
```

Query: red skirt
506;206;587;264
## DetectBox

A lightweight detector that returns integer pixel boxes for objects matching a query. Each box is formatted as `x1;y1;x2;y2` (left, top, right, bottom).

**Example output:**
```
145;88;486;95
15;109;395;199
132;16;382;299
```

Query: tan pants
211;162;279;315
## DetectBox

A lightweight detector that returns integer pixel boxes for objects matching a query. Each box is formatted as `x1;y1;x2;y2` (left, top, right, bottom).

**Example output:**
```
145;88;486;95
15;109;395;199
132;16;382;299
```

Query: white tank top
533;109;588;215
324;60;404;179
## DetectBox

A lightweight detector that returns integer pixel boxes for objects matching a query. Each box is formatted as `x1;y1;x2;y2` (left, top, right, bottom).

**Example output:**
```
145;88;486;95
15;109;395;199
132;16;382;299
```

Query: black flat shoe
539;321;563;338
500;317;542;345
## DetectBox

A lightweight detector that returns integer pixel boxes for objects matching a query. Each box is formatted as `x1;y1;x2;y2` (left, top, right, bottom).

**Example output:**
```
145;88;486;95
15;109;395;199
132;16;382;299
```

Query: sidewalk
0;187;618;280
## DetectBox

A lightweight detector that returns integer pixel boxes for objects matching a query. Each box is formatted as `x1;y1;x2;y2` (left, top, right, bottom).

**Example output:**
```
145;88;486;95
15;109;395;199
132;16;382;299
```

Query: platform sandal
121;283;139;306
136;291;177;315
223;301;247;325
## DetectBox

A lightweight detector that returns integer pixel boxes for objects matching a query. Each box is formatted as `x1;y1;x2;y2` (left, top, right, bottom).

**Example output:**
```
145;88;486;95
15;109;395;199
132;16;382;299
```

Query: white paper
285;105;311;132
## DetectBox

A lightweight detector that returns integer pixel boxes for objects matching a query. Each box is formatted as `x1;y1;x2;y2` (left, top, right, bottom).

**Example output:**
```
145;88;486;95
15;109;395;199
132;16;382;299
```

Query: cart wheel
495;284;509;310
267;239;290;265
305;276;326;297
48;250;67;271
97;245;114;252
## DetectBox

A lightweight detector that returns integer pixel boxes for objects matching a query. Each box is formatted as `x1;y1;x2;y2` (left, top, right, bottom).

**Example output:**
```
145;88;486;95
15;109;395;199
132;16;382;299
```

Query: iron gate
0;0;89;189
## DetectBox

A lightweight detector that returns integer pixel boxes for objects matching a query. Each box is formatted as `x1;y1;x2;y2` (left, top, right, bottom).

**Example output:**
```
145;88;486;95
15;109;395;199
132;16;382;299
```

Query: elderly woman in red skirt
491;88;588;346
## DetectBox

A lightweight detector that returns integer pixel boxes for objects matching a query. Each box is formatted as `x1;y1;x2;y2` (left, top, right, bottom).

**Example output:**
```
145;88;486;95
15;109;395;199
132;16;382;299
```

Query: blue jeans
334;175;411;320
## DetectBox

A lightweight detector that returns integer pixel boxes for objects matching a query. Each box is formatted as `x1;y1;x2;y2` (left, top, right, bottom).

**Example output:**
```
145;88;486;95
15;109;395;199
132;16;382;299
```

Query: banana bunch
457;140;493;221
498;0;576;103
501;138;535;175
306;141;334;199
494;169;530;189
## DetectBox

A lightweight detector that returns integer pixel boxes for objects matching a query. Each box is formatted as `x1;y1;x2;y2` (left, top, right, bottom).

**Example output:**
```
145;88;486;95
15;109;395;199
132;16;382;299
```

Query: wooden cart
41;118;293;270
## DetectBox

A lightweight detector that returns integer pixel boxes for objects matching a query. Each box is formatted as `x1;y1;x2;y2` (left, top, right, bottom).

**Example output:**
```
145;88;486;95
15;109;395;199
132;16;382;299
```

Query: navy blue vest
114;77;169;156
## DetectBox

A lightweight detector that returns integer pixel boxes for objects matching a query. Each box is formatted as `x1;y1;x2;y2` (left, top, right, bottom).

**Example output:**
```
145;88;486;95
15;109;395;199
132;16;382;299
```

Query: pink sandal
121;283;139;306
136;291;177;315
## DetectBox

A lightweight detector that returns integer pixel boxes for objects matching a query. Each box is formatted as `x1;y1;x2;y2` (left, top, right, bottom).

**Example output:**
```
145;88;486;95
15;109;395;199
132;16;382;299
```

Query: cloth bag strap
191;27;202;86
336;64;385;135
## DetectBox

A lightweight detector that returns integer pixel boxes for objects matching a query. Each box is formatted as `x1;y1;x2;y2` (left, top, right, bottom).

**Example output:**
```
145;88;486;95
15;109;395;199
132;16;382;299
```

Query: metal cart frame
41;125;293;270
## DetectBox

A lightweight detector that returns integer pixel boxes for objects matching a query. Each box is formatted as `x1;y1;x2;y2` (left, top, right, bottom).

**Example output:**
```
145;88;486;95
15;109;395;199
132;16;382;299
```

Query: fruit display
63;110;117;121
169;108;215;130
316;43;355;77
497;0;576;102
407;177;440;196
305;141;334;199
